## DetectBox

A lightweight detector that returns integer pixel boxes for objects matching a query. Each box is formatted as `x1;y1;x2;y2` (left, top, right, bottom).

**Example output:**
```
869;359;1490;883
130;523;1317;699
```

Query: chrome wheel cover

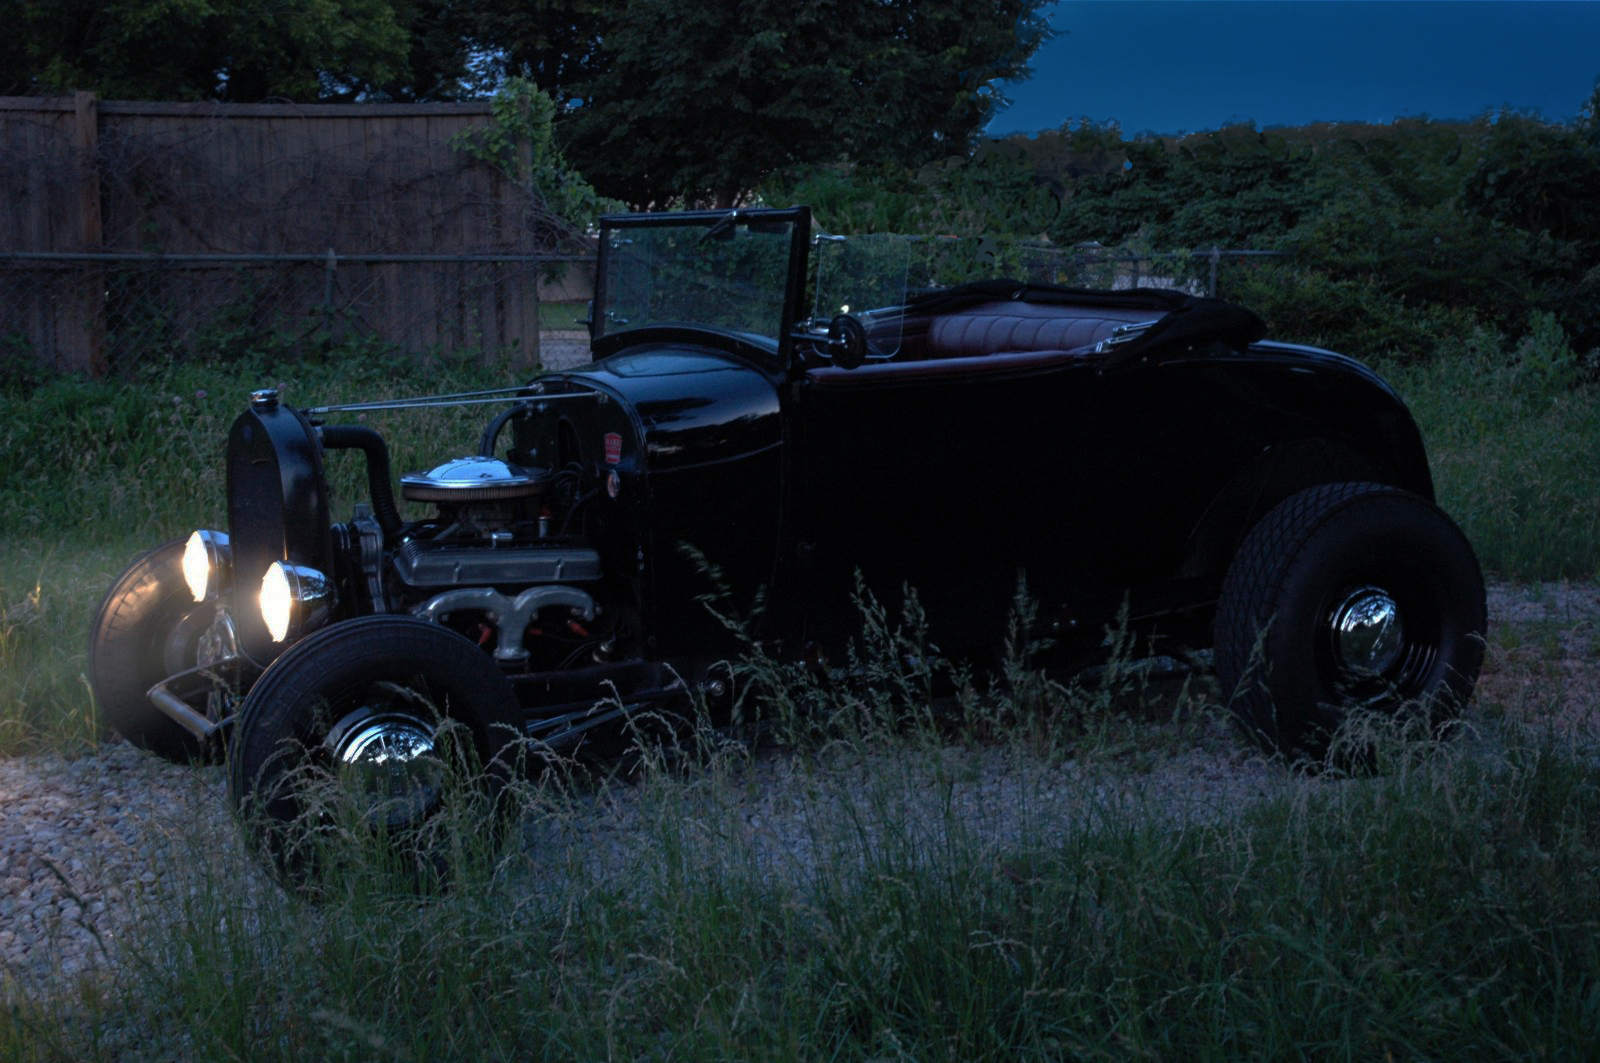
324;703;445;830
1327;586;1404;675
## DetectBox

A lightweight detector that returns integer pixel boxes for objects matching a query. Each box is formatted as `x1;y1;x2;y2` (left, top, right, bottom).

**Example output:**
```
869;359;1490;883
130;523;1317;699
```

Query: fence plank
71;91;106;374
0;94;564;375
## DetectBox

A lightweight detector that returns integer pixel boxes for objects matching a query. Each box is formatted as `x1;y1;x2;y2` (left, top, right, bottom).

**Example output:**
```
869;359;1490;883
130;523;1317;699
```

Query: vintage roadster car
89;205;1486;875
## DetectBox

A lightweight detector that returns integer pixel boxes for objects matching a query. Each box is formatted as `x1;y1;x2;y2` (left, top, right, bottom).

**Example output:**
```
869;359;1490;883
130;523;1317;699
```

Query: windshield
595;210;807;352
810;232;910;360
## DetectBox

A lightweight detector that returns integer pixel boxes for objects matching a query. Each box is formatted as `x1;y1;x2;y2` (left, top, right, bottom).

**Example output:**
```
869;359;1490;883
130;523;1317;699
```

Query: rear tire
1215;483;1486;759
87;539;217;762
226;616;522;892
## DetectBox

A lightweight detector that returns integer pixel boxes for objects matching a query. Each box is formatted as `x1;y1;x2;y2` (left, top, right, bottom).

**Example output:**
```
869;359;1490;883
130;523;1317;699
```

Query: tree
1462;108;1600;244
550;0;1054;208
2;0;419;102
362;0;480;101
451;78;622;247
454;0;611;100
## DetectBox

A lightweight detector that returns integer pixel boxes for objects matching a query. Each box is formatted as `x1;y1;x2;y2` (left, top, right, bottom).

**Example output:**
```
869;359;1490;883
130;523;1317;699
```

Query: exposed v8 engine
358;455;615;671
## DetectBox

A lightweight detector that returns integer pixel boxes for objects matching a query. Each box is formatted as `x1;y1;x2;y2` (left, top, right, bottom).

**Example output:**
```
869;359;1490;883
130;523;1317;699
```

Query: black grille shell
225;401;334;664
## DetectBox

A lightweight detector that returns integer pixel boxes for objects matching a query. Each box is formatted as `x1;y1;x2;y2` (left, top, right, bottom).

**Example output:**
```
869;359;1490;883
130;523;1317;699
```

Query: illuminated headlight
260;562;333;643
182;530;231;603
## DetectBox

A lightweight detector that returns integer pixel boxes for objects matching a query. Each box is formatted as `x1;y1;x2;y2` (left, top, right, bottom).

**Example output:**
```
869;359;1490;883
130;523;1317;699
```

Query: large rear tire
226;615;522;892
87;538;218;762
1215;483;1486;759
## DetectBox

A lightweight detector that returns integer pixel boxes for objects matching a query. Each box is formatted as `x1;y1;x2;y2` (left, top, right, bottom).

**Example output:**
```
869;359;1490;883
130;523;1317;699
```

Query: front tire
88;539;218;762
226;616;522;891
1215;483;1486;758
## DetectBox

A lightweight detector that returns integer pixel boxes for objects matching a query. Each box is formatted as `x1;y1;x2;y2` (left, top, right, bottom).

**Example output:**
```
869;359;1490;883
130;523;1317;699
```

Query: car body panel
515;340;785;659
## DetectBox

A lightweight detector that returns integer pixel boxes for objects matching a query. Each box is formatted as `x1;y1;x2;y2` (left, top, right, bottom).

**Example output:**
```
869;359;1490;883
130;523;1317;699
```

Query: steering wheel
827;314;869;369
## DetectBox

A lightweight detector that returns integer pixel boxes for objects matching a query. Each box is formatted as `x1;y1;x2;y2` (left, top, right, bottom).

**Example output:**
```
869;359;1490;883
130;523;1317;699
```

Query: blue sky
989;1;1600;138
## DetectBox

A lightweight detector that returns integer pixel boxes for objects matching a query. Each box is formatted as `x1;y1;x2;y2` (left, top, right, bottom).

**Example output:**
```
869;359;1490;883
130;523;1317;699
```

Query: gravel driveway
3;580;1595;999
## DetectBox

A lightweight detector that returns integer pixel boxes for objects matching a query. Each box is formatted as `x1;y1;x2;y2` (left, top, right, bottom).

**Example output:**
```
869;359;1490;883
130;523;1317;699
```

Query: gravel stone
0;743;237;997
540;330;592;371
3;580;1594;1000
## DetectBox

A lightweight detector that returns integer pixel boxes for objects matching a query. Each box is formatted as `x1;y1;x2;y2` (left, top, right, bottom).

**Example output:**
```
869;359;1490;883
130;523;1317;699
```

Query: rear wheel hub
1327;586;1404;675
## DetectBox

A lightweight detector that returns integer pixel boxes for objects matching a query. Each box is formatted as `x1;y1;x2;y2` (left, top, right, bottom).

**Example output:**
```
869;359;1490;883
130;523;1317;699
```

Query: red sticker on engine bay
603;432;622;465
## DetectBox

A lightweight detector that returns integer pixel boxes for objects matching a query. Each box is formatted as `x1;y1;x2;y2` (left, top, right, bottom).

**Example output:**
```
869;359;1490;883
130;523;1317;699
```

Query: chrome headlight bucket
260;562;334;643
182;530;232;603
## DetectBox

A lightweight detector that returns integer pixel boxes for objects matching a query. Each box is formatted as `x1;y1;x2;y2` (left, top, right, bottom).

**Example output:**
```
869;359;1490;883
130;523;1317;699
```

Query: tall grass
0;352;513;548
7;320;1593;755
1384;313;1600;580
6;687;1600;1060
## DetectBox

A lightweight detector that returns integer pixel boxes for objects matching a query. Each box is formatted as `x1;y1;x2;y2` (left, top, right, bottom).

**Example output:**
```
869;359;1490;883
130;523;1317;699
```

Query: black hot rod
89;205;1486;874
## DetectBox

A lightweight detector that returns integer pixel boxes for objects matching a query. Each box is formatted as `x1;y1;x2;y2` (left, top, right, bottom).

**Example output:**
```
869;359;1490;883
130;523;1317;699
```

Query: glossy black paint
522;338;786;659
215;209;1440;722
225;399;334;665
546;271;1436;663
786;334;1430;654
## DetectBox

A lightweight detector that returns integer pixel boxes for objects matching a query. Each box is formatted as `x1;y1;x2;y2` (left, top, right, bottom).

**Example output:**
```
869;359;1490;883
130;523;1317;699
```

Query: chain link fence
2;244;1287;381
1;251;594;377
1015;246;1292;296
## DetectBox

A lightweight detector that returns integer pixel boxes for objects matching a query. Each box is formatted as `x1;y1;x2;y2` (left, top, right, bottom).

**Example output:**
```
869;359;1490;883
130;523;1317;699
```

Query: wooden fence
1;94;578;374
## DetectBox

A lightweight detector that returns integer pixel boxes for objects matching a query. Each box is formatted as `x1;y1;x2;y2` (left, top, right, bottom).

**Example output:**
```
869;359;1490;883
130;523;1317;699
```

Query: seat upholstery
924;302;1158;359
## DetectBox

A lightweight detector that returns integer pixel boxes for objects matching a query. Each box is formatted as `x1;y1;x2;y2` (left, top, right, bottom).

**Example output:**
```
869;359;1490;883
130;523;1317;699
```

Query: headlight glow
260;563;293;642
259;561;333;643
182;530;230;603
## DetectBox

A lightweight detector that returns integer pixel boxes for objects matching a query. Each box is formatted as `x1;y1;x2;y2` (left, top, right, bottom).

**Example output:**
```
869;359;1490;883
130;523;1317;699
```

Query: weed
1385;317;1600;579
12;708;1594;1060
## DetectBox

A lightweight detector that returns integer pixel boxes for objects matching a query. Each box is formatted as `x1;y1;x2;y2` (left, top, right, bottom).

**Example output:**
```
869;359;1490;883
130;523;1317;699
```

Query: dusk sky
989;1;1600;138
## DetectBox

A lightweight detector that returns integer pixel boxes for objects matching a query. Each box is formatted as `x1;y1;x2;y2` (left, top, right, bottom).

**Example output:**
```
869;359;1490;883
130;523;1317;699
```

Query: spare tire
88;539;218;762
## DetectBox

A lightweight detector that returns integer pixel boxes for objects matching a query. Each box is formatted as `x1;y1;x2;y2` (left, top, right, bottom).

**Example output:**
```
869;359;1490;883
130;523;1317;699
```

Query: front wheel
226;616;522;892
1215;483;1486;758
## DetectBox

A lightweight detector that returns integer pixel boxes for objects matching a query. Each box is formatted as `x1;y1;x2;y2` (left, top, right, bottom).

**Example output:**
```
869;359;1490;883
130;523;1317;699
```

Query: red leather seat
924;301;1156;359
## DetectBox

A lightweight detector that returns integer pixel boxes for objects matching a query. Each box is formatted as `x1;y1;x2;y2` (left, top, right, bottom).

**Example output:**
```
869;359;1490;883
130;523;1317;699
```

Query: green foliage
1049;123;1324;249
1463;109;1600;243
1004;105;1600;360
1221;261;1483;363
0;334;43;397
767;144;1065;281
1386;317;1600;580
1458;108;1600;349
2;340;1599;1053
764;161;934;235
450;77;622;242
15;680;1600;1058
4;0;415;101
558;0;1054;208
0;353;508;543
451;0;610;99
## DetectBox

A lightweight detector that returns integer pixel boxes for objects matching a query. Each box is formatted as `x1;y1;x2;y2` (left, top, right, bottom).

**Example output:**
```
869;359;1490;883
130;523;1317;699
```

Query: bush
1384;316;1600;579
1221;261;1480;363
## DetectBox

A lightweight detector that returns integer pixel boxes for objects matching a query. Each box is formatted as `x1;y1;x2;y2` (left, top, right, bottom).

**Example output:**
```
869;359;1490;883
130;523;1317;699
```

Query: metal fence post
73;91;107;376
1209;247;1221;298
323;248;337;341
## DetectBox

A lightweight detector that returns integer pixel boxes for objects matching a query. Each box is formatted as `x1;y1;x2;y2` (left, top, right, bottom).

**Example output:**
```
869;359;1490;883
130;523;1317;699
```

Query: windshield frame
591;206;813;370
